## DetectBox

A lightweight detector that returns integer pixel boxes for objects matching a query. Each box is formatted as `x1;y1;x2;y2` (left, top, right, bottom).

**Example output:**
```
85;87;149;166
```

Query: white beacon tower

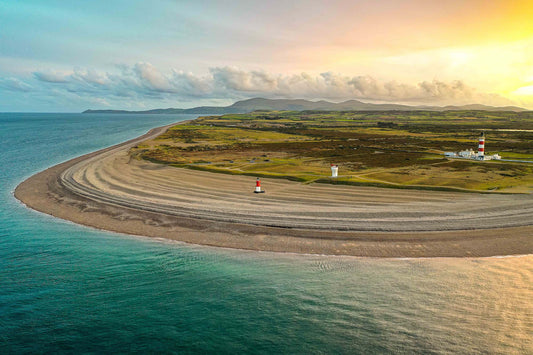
331;164;338;178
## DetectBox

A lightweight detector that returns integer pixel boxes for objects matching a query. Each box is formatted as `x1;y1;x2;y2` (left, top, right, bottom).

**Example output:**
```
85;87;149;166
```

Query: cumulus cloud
208;67;484;104
211;67;277;92
23;63;515;107
133;62;174;93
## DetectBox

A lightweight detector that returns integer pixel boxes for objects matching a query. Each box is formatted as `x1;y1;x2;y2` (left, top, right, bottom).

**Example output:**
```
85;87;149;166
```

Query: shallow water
1;113;531;354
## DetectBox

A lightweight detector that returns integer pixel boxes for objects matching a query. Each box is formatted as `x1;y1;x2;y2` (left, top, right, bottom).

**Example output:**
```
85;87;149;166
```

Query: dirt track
14;122;533;257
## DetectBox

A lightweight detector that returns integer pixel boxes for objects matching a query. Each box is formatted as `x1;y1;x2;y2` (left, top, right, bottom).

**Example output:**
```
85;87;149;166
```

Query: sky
0;0;532;112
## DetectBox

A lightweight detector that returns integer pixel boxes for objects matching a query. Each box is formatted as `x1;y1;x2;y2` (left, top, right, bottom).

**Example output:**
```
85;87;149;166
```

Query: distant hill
83;98;528;114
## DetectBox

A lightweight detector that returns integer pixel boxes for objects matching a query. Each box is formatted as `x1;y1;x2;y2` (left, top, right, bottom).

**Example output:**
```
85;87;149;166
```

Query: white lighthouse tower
330;164;338;178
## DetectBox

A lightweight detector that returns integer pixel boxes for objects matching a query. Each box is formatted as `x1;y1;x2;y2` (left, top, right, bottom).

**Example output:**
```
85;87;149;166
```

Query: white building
458;149;476;158
444;150;502;161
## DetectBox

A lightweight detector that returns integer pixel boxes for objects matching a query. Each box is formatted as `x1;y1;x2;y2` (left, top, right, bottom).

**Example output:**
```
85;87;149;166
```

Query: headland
15;112;533;257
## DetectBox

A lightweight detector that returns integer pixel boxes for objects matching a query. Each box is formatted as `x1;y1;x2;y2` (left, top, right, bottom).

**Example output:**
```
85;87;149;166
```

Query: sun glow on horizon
512;85;533;96
1;0;532;111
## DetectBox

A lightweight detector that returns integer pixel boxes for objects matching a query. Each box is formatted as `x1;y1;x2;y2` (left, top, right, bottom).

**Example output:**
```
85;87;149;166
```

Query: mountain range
83;98;527;114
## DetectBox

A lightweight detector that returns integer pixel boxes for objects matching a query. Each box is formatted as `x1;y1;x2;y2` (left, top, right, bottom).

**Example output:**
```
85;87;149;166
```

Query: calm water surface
0;113;531;354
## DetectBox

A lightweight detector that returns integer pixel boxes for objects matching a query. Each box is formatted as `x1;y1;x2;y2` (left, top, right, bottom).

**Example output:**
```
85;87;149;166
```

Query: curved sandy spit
15;122;533;257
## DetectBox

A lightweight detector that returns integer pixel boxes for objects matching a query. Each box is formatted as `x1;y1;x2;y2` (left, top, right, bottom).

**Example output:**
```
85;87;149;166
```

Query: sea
0;113;531;354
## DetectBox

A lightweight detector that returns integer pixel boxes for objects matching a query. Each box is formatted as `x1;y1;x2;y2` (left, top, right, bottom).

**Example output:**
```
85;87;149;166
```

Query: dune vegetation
131;110;533;193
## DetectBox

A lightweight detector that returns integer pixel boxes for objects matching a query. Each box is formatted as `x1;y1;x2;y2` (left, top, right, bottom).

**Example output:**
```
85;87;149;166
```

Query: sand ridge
14;122;533;257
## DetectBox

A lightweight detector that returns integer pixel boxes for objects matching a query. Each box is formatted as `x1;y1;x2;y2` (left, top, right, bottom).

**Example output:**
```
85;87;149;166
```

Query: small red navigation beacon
254;177;265;193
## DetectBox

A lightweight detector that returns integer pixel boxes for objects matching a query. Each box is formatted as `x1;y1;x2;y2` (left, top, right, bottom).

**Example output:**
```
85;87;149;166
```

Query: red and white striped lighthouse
477;132;485;160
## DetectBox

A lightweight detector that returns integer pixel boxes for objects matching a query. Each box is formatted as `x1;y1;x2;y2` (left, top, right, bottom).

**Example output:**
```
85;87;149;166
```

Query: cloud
33;70;70;83
71;68;109;86
209;67;486;104
170;70;212;96
513;84;533;96
22;63;516;107
211;67;277;92
133;62;174;93
0;77;33;92
94;98;111;106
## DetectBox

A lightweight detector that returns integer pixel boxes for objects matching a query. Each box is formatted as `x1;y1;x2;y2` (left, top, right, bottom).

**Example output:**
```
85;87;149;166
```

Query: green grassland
131;110;533;193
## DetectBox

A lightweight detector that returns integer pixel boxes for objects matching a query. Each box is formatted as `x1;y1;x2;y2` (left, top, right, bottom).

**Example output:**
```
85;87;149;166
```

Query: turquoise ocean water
0;113;531;354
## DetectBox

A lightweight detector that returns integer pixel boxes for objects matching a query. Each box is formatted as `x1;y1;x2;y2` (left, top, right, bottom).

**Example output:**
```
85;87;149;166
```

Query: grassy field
131;110;533;193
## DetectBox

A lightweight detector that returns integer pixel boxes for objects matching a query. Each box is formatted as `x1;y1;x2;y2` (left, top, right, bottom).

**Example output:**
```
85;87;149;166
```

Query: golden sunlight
513;85;533;96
